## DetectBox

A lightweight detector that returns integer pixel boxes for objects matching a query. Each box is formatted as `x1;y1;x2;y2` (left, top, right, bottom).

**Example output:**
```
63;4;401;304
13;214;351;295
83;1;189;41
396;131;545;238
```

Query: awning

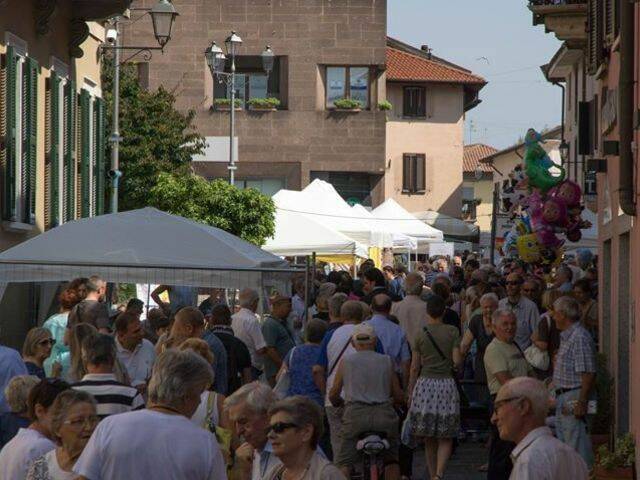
371;199;444;250
412;210;480;243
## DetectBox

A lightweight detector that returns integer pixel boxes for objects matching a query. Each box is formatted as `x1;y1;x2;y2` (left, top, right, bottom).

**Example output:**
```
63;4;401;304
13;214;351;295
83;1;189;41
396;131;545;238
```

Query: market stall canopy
372;199;444;249
350;204;417;252
0;208;295;290
412;210;480;243
264;209;368;259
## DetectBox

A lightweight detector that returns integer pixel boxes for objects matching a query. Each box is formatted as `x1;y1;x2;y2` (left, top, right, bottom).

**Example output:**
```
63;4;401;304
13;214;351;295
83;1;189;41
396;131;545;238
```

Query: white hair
553;296;581;322
238;288;259;309
223;381;277;415
492;308;516;326
502;377;550;422
148;350;213;408
480;293;499;305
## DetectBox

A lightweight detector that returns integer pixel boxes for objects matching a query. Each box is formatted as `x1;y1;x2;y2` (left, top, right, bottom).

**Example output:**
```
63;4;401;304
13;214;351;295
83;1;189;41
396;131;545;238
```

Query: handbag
273;347;296;399
423;326;470;407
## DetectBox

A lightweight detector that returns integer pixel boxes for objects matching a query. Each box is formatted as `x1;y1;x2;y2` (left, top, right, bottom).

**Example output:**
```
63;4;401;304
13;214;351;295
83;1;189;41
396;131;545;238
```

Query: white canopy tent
350;204;417;252
372;199;444;250
263;209;368;258
0;208;298;292
413;210;479;242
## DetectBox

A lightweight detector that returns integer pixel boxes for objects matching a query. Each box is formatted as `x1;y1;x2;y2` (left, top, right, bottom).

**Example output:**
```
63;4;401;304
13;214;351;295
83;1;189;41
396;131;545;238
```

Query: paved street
412;440;488;480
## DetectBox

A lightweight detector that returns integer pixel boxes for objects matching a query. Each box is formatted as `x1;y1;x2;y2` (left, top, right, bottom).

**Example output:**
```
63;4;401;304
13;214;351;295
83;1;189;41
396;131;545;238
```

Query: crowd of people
0;249;599;479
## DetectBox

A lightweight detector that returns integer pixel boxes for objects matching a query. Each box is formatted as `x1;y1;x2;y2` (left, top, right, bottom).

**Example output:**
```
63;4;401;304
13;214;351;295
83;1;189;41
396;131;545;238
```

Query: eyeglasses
63;415;100;428
493;396;524;413
38;339;56;346
268;422;298;434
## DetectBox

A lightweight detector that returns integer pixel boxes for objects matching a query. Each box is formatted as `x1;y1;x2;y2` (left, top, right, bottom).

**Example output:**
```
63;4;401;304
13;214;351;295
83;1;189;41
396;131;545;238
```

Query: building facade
124;0;388;206
0;0;122;347
462;144;497;247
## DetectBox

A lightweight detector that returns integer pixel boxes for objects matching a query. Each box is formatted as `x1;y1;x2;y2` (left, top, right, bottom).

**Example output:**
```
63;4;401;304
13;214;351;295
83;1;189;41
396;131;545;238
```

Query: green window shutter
93;96;105;216
79;89;90;218
3;47;17;220
64;80;76;222
23;56;38;224
49;72;60;227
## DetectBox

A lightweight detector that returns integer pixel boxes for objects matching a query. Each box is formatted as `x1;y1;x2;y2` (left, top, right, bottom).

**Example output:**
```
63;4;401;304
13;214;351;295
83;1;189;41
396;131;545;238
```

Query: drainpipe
552;81;566;144
619;0;636;216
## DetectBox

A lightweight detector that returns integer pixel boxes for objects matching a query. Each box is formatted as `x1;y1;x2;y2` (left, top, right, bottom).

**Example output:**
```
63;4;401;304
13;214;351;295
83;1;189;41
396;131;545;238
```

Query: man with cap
261;295;295;386
329;323;404;480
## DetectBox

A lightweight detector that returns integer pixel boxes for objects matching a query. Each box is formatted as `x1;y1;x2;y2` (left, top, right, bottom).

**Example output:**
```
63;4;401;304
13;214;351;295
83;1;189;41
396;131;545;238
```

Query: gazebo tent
372;199;444;250
350;204;417;252
0;208;298;292
412;210;480;243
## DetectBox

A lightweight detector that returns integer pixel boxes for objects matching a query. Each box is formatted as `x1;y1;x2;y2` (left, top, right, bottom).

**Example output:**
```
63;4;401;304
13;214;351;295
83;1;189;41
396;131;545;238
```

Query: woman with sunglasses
23;328;57;380
26;390;98;480
263;396;345;480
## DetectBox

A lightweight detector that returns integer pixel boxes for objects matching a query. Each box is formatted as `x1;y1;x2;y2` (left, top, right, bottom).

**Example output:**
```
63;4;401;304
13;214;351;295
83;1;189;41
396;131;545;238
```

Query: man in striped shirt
73;334;144;418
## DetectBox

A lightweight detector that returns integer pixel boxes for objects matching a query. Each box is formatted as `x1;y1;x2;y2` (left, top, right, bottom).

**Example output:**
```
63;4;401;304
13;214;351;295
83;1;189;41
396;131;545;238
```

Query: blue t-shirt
284;345;323;406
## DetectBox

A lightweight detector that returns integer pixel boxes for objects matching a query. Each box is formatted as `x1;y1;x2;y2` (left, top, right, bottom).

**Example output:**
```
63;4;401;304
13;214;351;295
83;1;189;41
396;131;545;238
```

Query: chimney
421;44;432;59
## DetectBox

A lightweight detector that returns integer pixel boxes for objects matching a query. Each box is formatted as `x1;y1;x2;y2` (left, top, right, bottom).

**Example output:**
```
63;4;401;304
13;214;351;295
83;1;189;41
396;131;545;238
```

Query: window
403;86;426;118
402;154;426;194
213;56;283;108
325;66;370;108
234;178;284;197
1;39;37;225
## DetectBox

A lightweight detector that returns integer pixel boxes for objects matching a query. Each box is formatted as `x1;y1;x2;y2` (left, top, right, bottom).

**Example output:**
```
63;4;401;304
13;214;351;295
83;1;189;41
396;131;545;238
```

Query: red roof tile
463;144;498;173
386;47;487;85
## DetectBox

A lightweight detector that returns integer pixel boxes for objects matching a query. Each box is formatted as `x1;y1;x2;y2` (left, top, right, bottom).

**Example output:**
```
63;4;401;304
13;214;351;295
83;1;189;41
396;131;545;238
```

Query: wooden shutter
604;0;617;40
588;0;604;74
402;154;412;191
403;87;426;117
23;56;38;224
93;96;105;216
79;89;90;218
2;47;18;220
64;80;76;222
47;73;61;228
415;154;426;192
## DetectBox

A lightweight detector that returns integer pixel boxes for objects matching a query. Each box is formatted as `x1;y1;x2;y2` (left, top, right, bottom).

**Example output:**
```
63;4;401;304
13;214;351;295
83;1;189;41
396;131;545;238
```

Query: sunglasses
268;422;298;434
493;396;524;413
38;339;56;346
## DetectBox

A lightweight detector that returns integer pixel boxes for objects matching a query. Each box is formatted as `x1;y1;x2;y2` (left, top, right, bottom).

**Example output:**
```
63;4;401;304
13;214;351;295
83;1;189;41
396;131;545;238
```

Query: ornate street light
559;140;570;164
150;0;179;49
205;42;225;76
225;31;243;56
261;45;275;75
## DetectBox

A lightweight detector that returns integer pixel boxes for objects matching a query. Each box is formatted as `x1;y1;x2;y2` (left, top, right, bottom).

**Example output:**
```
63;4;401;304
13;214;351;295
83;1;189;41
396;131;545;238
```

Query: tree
148;172;276;246
101;58;205;211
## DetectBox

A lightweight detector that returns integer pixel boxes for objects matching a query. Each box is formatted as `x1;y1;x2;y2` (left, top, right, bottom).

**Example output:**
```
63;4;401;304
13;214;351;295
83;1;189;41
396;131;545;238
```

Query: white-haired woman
73;349;226;479
0;375;40;450
27;390;98;480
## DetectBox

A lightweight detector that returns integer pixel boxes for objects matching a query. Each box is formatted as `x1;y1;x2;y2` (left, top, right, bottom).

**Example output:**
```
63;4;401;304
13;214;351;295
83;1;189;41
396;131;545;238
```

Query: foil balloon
523;128;566;192
516;234;541;263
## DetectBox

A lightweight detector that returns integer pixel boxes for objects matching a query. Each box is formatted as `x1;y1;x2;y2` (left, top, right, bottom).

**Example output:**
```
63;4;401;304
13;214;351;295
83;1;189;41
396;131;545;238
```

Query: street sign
584;171;597;199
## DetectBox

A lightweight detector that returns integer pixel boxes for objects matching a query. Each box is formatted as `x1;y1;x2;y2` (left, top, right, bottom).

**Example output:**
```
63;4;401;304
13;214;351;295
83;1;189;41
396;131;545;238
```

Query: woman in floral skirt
407;294;462;480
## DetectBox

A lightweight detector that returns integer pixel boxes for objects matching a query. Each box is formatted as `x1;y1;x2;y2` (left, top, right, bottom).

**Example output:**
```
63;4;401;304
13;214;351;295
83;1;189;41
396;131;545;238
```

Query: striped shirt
73;373;144;418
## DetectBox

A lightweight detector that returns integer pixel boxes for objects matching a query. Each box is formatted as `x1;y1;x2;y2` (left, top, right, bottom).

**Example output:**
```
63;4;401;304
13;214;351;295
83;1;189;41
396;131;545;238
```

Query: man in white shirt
390;272;427;347
231;289;267;378
114;312;156;392
492;377;588;480
74;349;226;480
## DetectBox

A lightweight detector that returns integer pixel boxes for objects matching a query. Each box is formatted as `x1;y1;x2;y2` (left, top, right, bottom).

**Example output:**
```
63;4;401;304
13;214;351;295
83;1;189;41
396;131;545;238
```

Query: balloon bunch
499;129;592;267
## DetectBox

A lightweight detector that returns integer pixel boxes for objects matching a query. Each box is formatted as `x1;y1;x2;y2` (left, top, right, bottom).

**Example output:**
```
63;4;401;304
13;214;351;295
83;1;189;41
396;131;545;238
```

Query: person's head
340;300;364;325
125;298;144;317
426;294;446;320
86;275;106;301
404;272;424;296
453;255;462;267
178;337;215;366
573;278;593;304
170;307;205;339
510;260;526;277
552;296;581;331
491;308;517;342
436;259;448;273
115;311;144;350
315;295;329;314
147;308;170;337
336;271;354;295
541;288;564;313
505;273;524;299
521;279;540;303
328;292;348;323
238;288;260;312
371;293;392;315
362;268;385;294
479;293;499;320
431;282;451;303
351;323;376;351
148;349;213;418
382;265;395;281
210;304;232;327
556;264;573;284
59;278;88;312
27;378;70;437
305;318;328;345
267;396;324;459
81;334;116;373
270;295;292;320
492;377;550;444
224;382;278;449
67;323;98;380
49;390;97;457
22;327;55;363
464;258;480;279
4;375;40;415
451;266;465;284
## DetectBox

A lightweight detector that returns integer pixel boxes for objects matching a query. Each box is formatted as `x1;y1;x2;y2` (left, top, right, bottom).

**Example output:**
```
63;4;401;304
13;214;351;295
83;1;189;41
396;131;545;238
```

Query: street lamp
101;0;179;214
559;140;570;165
205;32;275;185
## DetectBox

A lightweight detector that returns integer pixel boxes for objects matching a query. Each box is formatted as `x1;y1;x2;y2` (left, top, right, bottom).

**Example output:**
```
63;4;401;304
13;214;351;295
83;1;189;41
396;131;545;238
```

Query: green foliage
333;98;362;110
596;434;635;470
101;58;205;212
377;100;392;111
213;98;243;108
148;172;276;245
247;97;281;109
592;353;614;435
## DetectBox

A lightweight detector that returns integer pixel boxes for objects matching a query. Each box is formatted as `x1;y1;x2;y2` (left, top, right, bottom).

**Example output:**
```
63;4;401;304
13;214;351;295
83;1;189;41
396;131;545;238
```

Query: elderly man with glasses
492;377;588;479
498;273;541;351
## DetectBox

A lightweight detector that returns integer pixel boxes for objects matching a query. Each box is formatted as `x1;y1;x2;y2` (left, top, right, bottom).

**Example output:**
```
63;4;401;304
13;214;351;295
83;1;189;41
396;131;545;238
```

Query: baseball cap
352;323;376;344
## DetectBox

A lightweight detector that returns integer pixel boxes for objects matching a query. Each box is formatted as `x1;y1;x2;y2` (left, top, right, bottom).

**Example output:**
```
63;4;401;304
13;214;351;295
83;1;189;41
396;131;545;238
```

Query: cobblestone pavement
411;440;488;480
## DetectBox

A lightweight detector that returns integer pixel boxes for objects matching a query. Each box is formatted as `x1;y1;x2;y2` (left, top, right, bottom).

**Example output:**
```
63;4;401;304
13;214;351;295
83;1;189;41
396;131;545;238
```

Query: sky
387;1;563;150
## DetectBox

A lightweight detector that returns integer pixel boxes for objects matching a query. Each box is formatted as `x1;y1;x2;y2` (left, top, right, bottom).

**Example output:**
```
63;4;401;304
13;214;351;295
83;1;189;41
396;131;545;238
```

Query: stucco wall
465;178;493;233
385;82;464;217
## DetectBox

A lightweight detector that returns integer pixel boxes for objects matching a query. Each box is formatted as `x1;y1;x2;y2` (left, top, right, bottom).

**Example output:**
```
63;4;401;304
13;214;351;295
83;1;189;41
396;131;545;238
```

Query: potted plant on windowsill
212;98;242;111
377;100;392;111
332;98;362;112
593;434;635;479
247;97;280;112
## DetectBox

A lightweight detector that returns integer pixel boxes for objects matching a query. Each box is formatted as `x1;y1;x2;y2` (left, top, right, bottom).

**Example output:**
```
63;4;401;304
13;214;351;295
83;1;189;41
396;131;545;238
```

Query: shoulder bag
423;326;469;407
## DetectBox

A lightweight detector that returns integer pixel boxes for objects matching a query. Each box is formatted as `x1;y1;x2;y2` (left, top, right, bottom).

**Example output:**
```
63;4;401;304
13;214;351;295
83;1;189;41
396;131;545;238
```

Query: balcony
528;0;588;48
